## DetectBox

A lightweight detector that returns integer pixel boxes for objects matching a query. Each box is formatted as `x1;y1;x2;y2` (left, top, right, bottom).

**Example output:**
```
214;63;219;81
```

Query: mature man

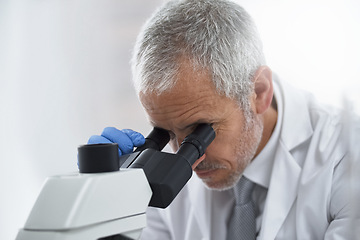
88;0;360;239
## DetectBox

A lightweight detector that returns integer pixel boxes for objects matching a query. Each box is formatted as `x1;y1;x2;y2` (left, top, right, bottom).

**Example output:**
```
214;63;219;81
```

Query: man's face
139;61;263;190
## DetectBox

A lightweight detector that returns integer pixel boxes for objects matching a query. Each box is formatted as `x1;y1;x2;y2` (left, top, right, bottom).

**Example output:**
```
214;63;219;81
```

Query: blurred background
1;0;359;239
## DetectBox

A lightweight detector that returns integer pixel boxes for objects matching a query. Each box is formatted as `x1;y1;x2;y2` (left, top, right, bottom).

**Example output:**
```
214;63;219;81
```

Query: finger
101;127;134;155
88;135;112;144
121;129;145;147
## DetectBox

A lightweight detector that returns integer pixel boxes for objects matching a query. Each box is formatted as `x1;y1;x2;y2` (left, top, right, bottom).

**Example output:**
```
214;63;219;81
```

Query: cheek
204;132;240;164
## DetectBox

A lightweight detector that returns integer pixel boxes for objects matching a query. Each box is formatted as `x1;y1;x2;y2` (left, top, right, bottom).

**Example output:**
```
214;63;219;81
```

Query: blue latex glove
87;127;145;156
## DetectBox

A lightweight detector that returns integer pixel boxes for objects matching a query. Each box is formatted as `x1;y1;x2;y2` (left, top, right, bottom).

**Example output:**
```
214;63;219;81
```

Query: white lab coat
140;76;360;240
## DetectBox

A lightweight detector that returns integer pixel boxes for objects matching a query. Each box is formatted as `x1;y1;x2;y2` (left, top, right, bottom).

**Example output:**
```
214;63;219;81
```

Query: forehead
142;91;216;113
140;69;219;113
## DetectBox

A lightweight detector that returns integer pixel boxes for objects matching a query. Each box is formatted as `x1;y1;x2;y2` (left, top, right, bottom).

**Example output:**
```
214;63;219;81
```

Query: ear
253;66;273;114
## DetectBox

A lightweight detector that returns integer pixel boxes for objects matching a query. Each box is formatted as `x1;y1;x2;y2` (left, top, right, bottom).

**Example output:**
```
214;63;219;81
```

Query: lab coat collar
259;142;301;239
274;75;313;150
258;75;313;239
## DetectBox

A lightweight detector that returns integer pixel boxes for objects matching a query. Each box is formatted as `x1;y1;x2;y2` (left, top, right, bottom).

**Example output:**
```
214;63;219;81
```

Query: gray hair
131;0;265;115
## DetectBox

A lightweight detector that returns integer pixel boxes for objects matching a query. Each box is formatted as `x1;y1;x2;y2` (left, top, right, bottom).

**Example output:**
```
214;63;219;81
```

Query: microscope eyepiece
135;127;170;152
176;124;215;167
181;124;215;156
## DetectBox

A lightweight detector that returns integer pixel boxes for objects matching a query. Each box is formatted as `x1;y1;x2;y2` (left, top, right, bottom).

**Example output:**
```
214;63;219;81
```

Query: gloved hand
87;127;145;156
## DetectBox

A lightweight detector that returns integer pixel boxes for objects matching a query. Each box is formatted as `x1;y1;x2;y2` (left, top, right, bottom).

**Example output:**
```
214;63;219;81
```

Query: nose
192;154;206;170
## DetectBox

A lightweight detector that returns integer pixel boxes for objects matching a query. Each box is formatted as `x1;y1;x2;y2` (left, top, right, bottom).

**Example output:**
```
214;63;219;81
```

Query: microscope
16;124;215;240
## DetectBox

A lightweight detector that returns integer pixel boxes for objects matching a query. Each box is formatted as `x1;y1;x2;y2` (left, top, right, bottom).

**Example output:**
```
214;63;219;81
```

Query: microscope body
16;169;151;240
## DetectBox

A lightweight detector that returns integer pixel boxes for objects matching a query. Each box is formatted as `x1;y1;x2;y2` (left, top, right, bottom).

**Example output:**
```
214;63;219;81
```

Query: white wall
0;1;162;239
1;0;359;239
237;0;360;111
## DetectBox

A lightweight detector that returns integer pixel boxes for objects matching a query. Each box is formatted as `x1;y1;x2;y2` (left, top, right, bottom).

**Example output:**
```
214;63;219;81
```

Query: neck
254;103;278;158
